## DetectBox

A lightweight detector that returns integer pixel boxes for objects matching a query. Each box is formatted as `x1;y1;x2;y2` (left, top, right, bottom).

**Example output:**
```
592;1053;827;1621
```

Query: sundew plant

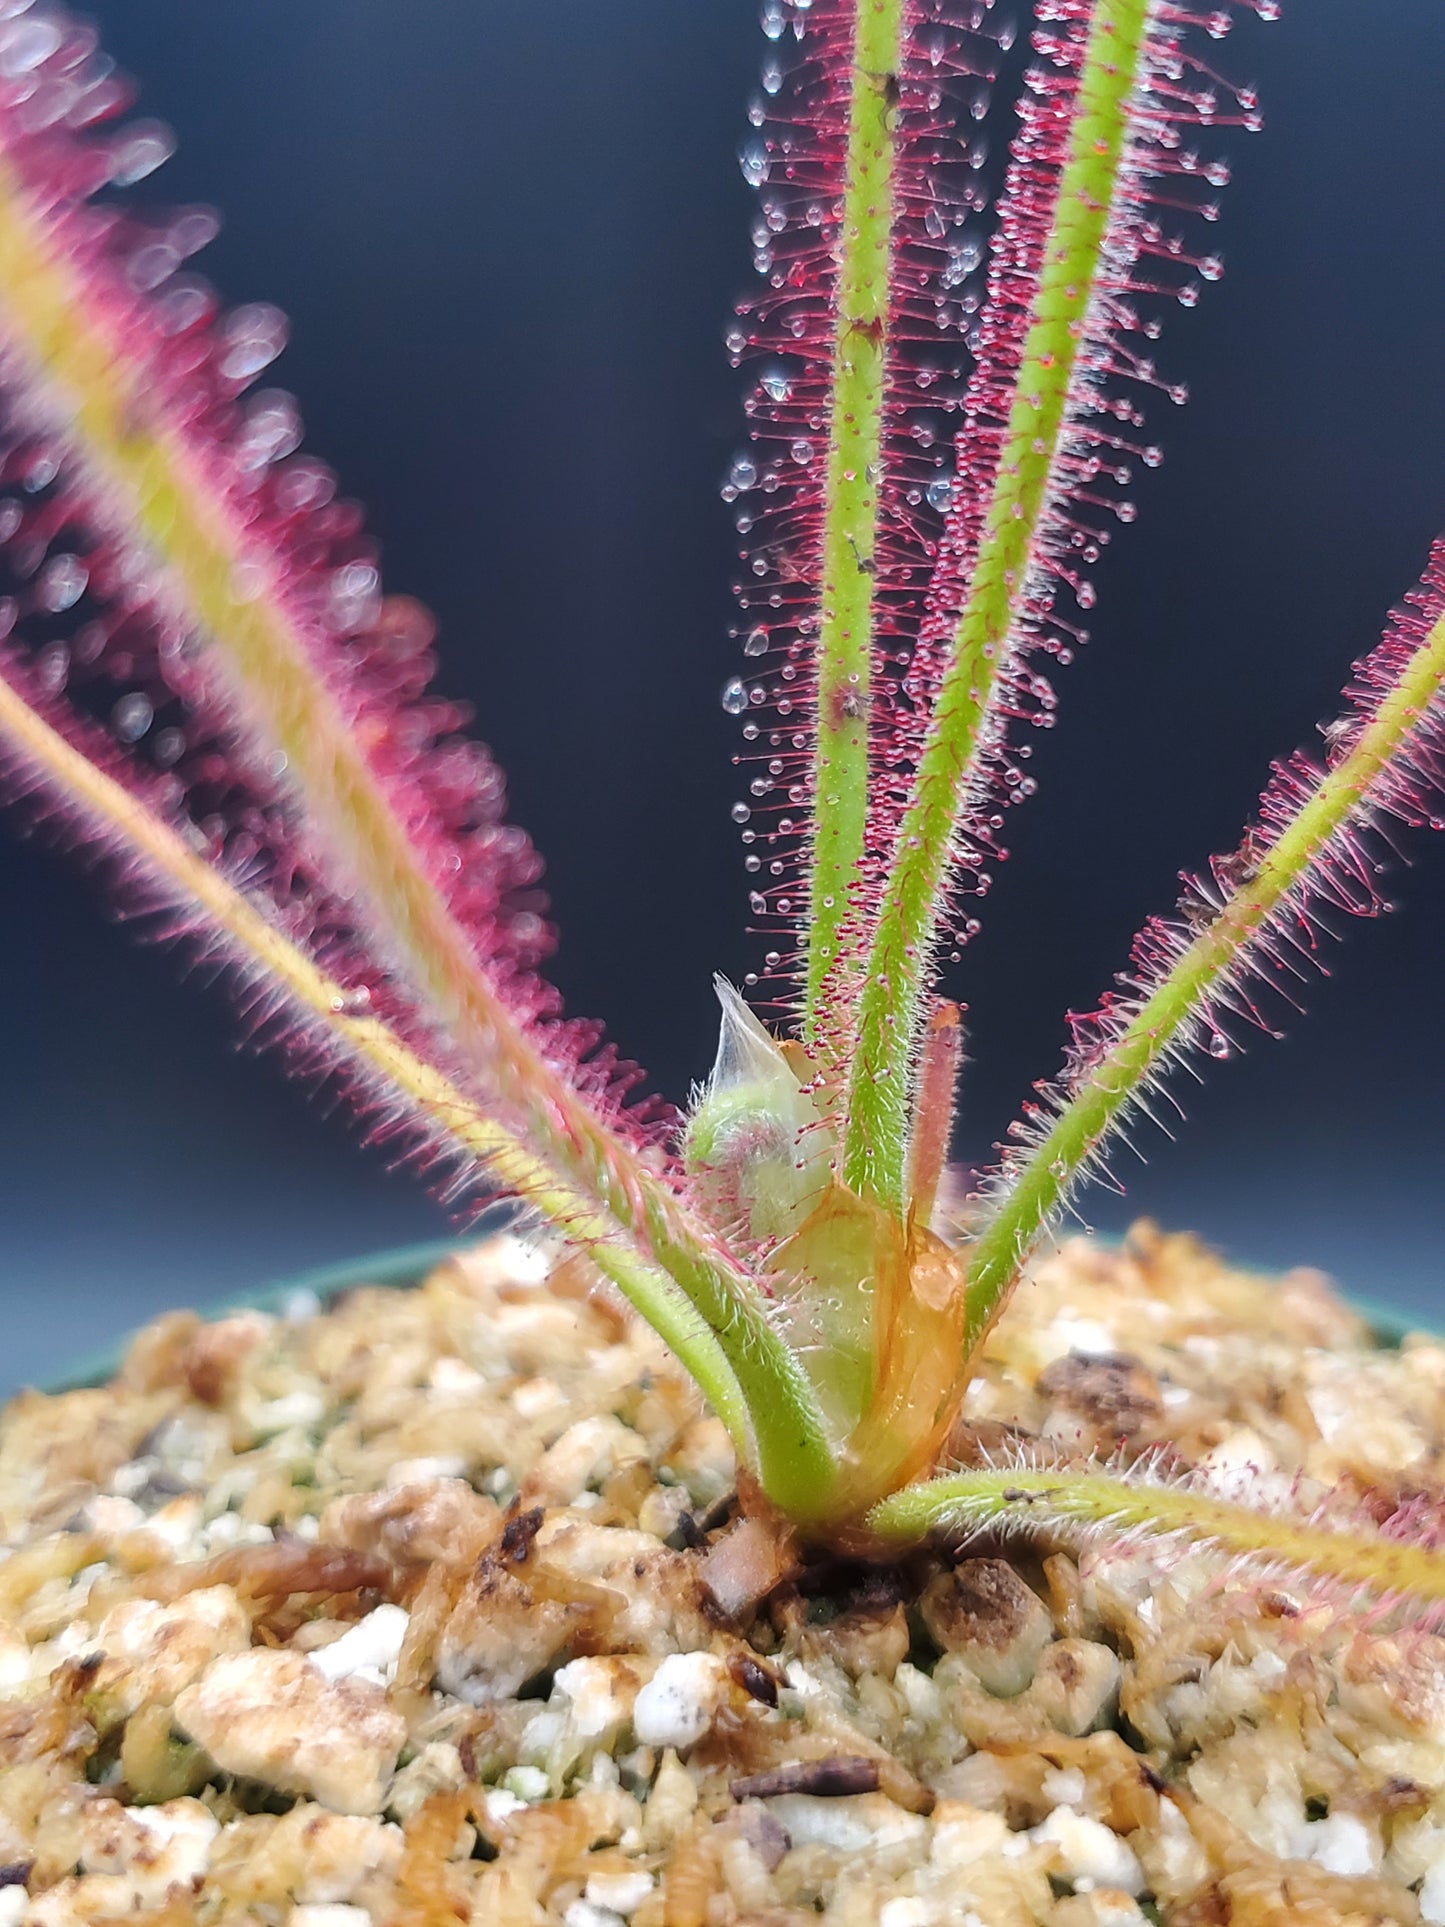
1;0;1445;1604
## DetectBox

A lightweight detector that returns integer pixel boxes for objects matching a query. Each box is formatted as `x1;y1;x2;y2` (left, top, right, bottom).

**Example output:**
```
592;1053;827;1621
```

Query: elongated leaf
870;1455;1445;1623
845;0;1267;1207
0;657;839;1510
0;11;657;1199
727;0;1005;1049
967;535;1445;1346
0;8;841;1514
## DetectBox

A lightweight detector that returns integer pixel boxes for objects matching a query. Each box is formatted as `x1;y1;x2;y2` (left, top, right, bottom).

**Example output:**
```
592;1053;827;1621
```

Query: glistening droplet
112;692;154;743
739;139;769;188
35;554;87;613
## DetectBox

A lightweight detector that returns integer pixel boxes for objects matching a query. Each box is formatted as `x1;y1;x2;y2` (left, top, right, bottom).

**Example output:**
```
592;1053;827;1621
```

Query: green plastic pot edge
33;1225;1428;1398
45;1235;469;1394
1337;1291;1417;1350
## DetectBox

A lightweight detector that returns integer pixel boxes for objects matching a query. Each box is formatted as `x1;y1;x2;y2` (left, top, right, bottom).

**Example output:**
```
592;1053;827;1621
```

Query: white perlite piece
631;1652;726;1750
288;1909;373;1927
310;1604;410;1686
562;1905;623;1927
469;1229;555;1288
1033;1807;1144;1894
880;1904;983;1927
1040;1766;1088;1810
1422;1854;1445;1926
1295;1810;1378;1878
767;1794;928;1858
175;1649;405;1815
1034;1315;1118;1365
928;1802;1011;1873
553;1656;643;1742
0;1890;23;1927
501;1765;552;1803
583;1868;655;1915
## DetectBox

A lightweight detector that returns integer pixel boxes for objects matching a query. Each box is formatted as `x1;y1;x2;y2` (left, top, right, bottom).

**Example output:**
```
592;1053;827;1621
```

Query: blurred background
2;0;1443;1391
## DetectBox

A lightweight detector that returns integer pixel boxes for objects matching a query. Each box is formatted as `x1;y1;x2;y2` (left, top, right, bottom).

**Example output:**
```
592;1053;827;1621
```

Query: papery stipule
904;997;962;1227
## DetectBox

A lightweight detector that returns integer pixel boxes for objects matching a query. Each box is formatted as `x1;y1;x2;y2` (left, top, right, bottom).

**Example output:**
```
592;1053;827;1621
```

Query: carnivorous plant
2;0;1445;1608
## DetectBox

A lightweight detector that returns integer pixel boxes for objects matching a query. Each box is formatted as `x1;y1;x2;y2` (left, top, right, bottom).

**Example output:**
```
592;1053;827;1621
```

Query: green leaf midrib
802;0;906;1052
842;0;1154;1210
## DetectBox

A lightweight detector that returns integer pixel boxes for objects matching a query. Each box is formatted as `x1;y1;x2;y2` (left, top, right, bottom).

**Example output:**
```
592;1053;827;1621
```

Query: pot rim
34;1225;1425;1396
45;1234;467;1394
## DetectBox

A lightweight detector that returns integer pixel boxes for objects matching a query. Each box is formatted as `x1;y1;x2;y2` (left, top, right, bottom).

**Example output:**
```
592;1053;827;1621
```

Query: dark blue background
3;2;1444;1390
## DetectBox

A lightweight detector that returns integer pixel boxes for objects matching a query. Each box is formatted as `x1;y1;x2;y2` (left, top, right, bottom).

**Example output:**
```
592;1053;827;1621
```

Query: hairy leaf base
868;1461;1445;1622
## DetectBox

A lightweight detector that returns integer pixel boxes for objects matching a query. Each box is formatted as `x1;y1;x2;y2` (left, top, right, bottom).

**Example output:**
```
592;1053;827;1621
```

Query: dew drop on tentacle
326;560;382;636
33;639;67;693
21;449;59;494
328;984;373;1018
34;552;87;613
111;691;153;743
724;0;1018;988
234;391;303;471
124;238;181;293
0;16;64;78
217;302;288;383
104;118;175;184
891;0;1271;975
0;3;667;1154
739;138;770;188
726;454;758;495
153;276;216;338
